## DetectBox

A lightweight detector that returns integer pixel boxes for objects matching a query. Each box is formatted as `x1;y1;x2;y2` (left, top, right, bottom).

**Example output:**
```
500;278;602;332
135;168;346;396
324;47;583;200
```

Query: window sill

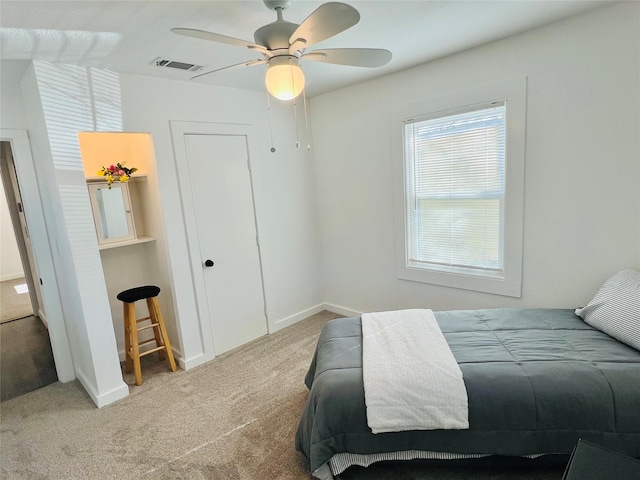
396;266;522;298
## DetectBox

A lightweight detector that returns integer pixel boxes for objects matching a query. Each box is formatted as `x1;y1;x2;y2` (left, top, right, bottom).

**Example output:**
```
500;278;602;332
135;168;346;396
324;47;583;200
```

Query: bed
295;307;640;479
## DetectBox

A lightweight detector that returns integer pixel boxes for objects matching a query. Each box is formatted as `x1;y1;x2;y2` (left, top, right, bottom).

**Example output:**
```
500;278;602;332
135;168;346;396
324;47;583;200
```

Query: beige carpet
0;278;33;324
0;310;566;480
0;310;341;480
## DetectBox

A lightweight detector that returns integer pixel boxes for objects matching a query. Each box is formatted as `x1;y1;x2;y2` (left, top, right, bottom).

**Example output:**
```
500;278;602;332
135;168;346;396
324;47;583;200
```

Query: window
393;78;526;297
406;102;506;274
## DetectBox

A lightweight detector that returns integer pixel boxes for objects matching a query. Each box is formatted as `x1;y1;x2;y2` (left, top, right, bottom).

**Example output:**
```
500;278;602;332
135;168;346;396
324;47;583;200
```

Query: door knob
204;259;214;267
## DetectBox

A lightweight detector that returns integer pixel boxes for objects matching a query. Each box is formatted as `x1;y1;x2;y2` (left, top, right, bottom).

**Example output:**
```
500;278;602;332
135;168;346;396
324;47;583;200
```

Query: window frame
392;77;527;297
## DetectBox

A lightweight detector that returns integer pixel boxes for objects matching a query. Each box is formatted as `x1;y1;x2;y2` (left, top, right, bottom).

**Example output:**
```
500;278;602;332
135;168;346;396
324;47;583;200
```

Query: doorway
1;141;42;322
0;140;57;401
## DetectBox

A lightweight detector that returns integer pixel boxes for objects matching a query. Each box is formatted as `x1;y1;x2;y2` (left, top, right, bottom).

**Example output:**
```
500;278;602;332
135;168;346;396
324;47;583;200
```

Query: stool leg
146;298;165;361
128;302;143;386
149;297;177;373
123;302;132;374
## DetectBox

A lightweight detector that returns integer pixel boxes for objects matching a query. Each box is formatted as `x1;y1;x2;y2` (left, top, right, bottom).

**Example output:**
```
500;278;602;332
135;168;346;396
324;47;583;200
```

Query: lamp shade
265;56;305;101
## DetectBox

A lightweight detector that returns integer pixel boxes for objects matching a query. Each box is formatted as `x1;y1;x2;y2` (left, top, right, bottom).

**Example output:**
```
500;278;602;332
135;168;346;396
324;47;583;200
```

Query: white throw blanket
361;309;469;434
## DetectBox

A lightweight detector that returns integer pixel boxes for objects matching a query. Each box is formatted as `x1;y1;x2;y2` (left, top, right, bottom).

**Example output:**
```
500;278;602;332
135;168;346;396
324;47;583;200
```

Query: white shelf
86;174;147;183
98;236;155;251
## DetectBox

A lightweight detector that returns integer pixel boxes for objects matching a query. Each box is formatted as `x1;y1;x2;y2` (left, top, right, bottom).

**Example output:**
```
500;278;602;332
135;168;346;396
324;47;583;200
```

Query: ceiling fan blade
303;48;392;68
191;58;267;80
289;2;360;50
171;27;266;51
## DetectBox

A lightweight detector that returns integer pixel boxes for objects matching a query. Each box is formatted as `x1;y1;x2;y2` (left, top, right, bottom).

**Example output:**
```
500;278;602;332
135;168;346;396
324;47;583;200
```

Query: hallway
0;315;57;402
0;279;57;402
1;277;32;324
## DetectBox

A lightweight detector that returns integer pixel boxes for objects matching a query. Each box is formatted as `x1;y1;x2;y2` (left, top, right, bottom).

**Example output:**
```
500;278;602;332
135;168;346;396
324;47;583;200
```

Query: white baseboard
0;273;25;282
322;303;362;318
75;368;129;408
178;350;216;370
269;302;362;334
270;303;327;333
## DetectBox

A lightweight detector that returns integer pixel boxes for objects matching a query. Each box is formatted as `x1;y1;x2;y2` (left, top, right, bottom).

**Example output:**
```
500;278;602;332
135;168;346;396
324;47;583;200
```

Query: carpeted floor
0;277;33;324
0;310;567;480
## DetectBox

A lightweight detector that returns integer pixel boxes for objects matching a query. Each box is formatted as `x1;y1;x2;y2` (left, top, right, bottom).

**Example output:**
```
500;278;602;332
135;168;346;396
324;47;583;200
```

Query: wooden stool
117;285;177;385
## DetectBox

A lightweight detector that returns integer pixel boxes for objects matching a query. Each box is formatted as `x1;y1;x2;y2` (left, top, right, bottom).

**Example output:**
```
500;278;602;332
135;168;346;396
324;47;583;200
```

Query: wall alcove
78;132;171;362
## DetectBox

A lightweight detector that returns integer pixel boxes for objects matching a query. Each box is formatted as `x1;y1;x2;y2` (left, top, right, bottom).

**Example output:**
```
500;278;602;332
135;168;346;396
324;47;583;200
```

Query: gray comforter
295;309;640;474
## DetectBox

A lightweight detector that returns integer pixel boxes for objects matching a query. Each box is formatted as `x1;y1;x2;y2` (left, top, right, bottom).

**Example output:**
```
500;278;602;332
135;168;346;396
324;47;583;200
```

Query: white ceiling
0;0;614;97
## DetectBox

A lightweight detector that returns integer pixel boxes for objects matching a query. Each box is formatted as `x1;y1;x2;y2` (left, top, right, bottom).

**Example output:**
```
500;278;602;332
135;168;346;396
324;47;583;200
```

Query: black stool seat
117;285;160;303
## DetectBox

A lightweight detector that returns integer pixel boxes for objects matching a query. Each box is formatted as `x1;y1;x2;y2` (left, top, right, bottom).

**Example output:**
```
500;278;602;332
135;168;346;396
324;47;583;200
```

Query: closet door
184;133;267;355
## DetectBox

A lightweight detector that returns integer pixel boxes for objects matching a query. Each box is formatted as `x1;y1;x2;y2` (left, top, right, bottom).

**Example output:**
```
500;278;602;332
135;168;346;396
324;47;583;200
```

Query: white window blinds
404;102;506;275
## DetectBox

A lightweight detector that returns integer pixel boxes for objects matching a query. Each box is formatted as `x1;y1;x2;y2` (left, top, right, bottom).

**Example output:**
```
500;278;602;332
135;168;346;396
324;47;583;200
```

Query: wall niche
78;131;166;360
79;132;155;249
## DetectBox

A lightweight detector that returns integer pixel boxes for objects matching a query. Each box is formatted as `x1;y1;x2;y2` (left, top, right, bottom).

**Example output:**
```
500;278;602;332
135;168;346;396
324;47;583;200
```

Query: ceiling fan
171;0;392;101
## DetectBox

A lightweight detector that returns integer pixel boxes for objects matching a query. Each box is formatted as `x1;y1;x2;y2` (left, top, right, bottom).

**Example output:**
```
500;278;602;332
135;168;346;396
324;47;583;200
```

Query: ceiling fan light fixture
265;55;305;101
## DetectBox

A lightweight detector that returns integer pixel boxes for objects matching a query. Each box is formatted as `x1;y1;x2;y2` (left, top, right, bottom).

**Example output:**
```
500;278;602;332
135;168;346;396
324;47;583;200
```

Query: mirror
88;183;136;245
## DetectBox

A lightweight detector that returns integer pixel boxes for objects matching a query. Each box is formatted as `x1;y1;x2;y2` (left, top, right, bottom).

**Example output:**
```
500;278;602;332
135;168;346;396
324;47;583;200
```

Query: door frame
169;121;268;362
0;129;75;382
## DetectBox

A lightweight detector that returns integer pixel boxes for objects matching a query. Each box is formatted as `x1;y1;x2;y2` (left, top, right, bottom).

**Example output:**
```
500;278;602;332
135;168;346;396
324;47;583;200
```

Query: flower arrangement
97;163;138;188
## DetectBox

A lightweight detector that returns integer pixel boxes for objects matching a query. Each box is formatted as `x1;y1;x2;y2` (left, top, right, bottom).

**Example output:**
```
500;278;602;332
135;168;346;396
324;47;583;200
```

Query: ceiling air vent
150;57;204;72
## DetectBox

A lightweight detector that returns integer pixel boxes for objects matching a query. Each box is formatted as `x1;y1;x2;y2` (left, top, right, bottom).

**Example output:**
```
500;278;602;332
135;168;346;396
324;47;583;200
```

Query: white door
184;133;267;355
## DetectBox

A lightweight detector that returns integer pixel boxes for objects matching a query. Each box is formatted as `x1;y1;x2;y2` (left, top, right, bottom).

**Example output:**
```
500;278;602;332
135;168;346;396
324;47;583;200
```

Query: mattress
294;308;640;477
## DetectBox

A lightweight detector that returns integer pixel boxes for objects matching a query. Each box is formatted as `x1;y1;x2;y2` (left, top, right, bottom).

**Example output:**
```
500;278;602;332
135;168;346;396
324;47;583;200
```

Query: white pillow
575;269;640;351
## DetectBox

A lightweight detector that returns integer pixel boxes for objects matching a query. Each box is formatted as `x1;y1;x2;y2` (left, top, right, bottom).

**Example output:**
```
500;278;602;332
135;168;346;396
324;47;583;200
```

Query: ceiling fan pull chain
302;88;311;151
292;98;300;150
289;57;301;149
265;88;276;153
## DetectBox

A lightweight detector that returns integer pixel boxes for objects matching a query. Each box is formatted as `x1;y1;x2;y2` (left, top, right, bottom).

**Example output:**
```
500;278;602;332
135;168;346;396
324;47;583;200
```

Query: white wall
119;74;324;367
0;61;29;130
310;2;640;314
0;172;23;281
1;60;76;383
20;63;128;406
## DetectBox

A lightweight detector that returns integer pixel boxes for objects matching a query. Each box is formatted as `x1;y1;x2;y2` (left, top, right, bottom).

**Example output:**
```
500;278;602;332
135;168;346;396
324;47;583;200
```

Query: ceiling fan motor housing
263;0;292;11
254;20;299;52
